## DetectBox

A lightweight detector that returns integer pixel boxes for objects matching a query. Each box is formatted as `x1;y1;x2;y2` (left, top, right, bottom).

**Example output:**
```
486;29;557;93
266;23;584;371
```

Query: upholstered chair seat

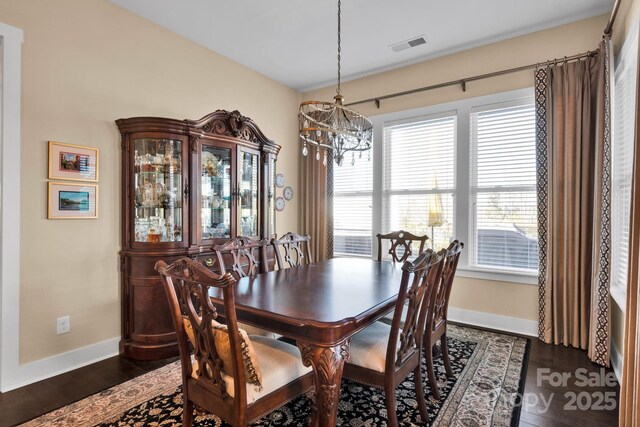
348;322;400;373
237;324;279;340
156;257;313;427
343;249;445;427
193;336;311;403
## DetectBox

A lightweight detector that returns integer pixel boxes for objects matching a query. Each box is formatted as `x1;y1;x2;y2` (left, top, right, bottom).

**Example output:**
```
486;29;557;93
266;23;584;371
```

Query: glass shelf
136;171;182;176
239;150;259;236
135;205;183;210
201;145;231;240
133;138;183;243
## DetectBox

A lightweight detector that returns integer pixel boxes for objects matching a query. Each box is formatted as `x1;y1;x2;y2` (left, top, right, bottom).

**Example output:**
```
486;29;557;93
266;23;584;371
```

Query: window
331;88;538;282
382;114;456;252
611;23;639;306
470;101;538;272
333;151;373;256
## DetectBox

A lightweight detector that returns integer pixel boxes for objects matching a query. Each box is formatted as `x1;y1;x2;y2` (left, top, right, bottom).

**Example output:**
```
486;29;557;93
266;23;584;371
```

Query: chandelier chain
297;0;372;166
337;0;342;96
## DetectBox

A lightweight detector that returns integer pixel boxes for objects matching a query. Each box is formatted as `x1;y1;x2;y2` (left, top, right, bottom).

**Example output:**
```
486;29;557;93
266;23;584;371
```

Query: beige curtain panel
299;152;330;262
535;40;612;366
619;31;640;427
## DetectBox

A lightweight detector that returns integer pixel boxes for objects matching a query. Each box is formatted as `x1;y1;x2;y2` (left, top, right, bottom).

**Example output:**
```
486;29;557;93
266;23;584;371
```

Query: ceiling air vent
390;35;428;53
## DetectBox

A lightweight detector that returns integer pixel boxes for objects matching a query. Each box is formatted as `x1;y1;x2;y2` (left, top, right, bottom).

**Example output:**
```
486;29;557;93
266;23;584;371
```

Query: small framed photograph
48;182;98;219
48;141;99;182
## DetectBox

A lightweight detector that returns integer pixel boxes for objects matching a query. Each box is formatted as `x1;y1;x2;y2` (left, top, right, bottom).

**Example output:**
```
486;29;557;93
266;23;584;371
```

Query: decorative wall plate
283;186;293;201
275;196;285;211
275;173;285;188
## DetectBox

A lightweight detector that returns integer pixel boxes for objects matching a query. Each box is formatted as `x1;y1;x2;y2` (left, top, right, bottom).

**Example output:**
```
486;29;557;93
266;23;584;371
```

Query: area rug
21;325;529;426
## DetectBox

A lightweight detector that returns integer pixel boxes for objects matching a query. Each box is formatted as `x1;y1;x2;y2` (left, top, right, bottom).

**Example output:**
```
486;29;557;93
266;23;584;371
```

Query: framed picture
48;182;98;219
48;141;99;182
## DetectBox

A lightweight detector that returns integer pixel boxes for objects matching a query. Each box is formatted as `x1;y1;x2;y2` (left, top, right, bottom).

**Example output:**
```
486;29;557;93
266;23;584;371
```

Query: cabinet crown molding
186;110;279;152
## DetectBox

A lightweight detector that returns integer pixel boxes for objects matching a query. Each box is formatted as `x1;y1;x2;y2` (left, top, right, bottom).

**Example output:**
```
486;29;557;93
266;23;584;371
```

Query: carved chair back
429;240;464;332
344;248;445;426
271;232;312;269
386;249;445;371
213;236;269;279
376;230;429;263
422;240;464;400
155;258;247;409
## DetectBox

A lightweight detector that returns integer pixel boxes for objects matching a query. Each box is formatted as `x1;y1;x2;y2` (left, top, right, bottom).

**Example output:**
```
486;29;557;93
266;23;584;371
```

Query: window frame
333;184;374;258
381;110;458;254
468;98;538;274
369;87;537;285
610;21;639;310
333;139;374;257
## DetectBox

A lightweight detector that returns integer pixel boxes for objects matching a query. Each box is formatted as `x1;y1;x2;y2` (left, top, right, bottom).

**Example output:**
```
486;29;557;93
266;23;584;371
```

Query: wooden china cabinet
116;110;280;360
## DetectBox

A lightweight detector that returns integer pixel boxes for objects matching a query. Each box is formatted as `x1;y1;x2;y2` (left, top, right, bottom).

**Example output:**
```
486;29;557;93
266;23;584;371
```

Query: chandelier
298;0;373;167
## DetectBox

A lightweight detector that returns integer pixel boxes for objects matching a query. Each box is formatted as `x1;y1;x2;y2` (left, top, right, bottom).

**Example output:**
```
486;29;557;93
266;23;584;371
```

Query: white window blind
332;88;538;282
470;100;538;272
382;114;456;256
333;153;373;256
611;24;639;302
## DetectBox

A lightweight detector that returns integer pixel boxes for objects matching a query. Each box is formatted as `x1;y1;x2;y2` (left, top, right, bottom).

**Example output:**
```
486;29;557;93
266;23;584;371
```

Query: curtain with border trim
535;39;611;366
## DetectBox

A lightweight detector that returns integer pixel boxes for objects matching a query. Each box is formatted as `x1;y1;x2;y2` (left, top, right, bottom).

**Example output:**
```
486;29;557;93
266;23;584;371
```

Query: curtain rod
346;50;598;109
603;0;622;37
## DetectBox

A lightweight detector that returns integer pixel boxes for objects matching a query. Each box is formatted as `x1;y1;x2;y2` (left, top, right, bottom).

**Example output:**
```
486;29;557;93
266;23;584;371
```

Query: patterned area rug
21;325;529;427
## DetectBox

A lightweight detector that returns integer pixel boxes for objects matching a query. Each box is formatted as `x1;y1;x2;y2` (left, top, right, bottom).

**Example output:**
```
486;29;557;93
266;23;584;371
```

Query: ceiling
110;0;614;92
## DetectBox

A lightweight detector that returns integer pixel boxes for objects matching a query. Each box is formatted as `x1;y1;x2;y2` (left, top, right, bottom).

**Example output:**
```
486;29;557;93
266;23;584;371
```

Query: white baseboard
611;339;623;383
448;307;538;337
1;337;119;392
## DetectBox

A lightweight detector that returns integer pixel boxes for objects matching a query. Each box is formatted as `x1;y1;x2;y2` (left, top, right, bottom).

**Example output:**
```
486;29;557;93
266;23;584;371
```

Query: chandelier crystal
298;0;373;167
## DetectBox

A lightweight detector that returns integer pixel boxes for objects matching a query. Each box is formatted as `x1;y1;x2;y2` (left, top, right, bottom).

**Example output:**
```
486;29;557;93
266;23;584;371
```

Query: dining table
209;257;405;427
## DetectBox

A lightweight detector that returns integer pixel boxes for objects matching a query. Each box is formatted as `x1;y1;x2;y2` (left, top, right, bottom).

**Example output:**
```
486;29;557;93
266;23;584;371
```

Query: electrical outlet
56;316;70;335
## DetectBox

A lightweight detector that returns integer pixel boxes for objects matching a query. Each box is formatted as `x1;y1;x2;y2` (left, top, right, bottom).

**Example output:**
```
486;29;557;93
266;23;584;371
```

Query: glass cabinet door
238;150;259;236
133;138;183;243
201;145;231;240
268;156;276;235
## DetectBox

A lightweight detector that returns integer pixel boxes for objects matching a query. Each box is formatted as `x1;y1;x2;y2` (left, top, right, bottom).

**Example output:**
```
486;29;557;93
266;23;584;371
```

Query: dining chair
156;257;313;427
376;230;429;263
344;248;445;427
423;240;464;400
212;236;270;278
213;236;276;338
271;232;312;269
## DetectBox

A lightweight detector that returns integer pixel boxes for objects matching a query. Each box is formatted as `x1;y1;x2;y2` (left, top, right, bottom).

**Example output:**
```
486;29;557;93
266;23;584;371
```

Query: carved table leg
297;339;350;427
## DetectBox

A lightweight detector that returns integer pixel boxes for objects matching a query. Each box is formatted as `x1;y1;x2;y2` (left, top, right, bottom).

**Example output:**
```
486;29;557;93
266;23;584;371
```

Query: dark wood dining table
210;257;405;427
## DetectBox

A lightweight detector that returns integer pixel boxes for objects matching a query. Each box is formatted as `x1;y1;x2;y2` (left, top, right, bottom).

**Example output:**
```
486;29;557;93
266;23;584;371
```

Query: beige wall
0;0;300;364
0;0;620;365
304;14;608;323
450;277;538;321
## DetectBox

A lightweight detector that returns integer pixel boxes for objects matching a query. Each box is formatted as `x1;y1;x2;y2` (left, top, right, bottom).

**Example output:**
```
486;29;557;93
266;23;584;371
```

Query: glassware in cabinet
201;145;231;240
133;138;183;243
238;150;259;236
269;156;276;234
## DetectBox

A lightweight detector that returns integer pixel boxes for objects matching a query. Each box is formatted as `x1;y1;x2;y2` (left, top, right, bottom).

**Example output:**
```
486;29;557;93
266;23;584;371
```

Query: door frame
0;21;23;392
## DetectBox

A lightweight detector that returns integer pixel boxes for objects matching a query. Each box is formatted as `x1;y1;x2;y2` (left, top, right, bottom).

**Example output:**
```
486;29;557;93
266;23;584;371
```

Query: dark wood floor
0;356;178;427
519;338;619;427
0;331;619;427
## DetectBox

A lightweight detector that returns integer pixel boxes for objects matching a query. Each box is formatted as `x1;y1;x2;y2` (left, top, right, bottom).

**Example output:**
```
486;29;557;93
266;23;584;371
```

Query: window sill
610;286;627;313
333;253;372;259
455;267;538;285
